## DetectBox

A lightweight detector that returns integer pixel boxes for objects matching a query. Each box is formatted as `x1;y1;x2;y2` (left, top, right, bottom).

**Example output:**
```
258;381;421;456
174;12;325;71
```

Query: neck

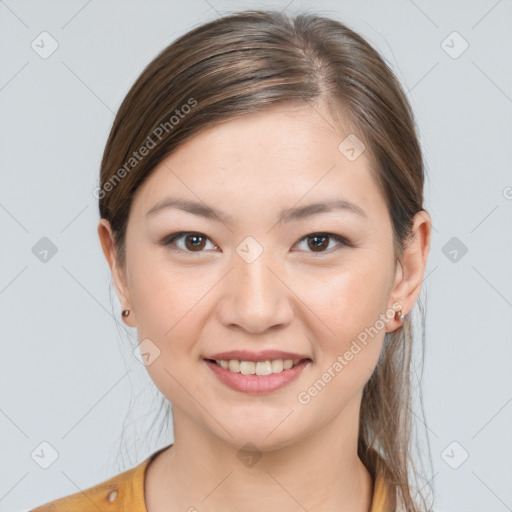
147;396;373;512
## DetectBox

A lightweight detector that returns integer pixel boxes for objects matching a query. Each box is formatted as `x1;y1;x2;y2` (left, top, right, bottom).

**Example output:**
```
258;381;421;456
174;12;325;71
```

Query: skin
98;102;431;512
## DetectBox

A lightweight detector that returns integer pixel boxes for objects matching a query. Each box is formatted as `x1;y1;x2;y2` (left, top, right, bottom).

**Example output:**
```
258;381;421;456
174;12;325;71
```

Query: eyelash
160;231;352;255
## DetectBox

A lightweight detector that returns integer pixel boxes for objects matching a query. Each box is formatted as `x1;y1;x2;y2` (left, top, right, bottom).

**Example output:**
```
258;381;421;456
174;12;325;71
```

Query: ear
97;218;136;327
387;210;432;332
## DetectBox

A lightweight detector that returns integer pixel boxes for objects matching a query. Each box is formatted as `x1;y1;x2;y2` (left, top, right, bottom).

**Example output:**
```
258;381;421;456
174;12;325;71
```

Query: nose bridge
237;248;274;300
222;242;292;332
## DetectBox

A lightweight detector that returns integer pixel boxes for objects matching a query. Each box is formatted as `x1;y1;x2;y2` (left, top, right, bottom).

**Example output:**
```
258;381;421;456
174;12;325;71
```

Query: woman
31;9;432;512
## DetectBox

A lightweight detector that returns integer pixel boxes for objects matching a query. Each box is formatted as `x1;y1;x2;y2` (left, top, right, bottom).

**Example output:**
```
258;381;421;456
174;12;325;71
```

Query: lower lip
204;359;311;394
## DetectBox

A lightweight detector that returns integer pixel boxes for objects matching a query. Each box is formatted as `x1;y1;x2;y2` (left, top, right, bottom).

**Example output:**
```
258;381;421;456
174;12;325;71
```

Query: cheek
128;243;213;340
302;253;393;334
294;277;390;414
127;256;212;400
127;255;229;409
295;251;394;382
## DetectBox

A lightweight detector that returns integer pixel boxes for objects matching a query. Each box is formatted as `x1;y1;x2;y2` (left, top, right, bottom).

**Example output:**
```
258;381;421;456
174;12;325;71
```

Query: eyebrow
145;197;367;224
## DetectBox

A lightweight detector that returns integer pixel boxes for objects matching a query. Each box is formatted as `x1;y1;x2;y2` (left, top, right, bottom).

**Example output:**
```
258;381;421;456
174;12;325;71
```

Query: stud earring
122;309;130;317
394;309;404;324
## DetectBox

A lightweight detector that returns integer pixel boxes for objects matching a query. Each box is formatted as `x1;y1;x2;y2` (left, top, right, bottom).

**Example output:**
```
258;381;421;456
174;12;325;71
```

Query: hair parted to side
99;9;433;511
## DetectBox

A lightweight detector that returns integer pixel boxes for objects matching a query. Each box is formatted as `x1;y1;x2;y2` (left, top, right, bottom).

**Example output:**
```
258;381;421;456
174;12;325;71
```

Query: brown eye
184;234;206;251
162;232;216;253
295;233;349;254
307;235;330;252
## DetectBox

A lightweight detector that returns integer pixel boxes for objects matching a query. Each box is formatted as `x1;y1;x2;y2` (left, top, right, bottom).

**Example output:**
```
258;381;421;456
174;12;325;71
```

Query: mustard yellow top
30;444;395;511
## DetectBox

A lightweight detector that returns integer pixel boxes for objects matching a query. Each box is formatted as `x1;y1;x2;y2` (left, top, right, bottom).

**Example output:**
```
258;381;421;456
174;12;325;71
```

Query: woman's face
106;103;407;449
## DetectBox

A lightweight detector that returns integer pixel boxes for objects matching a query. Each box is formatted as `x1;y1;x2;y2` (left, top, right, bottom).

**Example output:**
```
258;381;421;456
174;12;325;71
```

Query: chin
205;410;309;452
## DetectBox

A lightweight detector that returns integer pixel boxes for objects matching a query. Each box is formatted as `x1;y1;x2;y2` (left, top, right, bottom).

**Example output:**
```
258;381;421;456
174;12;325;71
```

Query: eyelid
160;231;352;255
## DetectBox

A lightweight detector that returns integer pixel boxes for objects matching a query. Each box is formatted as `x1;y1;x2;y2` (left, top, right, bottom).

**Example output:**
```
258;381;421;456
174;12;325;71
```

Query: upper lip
204;350;311;362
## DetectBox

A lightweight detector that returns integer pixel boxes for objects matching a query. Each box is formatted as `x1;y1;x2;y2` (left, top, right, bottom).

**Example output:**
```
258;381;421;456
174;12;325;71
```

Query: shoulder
371;472;396;512
28;451;157;512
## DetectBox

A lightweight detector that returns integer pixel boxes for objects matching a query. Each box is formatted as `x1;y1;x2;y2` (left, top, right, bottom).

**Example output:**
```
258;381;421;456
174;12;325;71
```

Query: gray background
1;1;511;511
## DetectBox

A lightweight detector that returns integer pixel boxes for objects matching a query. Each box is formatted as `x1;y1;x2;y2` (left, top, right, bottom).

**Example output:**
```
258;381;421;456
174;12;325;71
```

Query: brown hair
99;9;433;511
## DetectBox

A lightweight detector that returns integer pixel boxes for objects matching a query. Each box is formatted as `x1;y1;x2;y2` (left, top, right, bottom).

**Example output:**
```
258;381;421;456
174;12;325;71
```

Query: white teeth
228;359;240;372
213;358;306;375
271;359;283;373
239;361;255;375
256;361;272;376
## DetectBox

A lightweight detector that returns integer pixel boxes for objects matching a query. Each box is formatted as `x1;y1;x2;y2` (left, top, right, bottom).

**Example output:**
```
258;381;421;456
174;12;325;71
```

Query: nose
216;249;294;334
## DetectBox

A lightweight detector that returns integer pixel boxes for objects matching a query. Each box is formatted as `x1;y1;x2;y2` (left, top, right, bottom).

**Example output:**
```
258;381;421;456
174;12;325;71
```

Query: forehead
131;104;387;223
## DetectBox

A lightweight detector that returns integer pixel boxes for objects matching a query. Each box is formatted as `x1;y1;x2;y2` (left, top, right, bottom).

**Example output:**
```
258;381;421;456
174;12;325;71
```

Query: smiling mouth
205;358;311;376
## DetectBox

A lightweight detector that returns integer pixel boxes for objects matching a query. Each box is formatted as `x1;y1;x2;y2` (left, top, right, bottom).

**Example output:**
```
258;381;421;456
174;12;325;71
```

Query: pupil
310;235;328;251
186;234;204;250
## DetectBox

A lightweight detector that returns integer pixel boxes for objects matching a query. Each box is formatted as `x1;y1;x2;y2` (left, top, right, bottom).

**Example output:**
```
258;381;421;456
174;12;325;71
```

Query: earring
122;309;130;317
394;309;404;324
